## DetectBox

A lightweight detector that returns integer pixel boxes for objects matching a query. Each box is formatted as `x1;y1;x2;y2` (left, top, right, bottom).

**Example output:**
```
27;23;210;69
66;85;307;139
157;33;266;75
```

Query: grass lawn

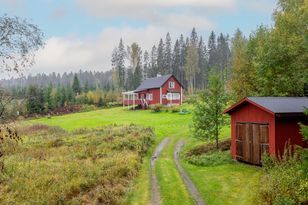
27;107;193;204
182;160;260;205
24;105;260;205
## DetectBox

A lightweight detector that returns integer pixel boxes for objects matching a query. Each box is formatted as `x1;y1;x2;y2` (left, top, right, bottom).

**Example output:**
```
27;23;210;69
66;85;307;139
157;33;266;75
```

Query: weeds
0;124;154;204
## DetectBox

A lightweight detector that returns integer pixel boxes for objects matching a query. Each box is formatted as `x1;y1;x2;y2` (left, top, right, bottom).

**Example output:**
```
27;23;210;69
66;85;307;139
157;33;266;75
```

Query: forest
0;0;307;116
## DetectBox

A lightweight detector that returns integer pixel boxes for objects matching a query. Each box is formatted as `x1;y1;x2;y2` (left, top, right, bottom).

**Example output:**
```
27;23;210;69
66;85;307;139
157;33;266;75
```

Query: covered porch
122;90;149;110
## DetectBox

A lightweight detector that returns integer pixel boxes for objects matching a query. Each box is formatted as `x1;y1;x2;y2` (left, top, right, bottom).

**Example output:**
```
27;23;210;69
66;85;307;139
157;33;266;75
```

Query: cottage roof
136;74;173;90
224;97;308;114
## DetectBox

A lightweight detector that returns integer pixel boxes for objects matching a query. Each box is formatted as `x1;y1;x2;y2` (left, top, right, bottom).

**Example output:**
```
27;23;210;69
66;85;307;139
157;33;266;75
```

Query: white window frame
169;81;175;88
167;93;180;100
146;93;153;101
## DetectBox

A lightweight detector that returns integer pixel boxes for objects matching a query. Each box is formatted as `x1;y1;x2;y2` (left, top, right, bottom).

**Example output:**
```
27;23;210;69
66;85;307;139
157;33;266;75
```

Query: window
146;93;153;101
167;93;180;100
169;81;175;88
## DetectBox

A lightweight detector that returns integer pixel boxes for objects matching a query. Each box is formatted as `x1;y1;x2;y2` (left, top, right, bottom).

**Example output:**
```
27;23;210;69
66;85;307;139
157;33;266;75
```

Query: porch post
180;87;183;105
128;94;130;110
122;93;124;108
133;93;135;110
160;87;162;104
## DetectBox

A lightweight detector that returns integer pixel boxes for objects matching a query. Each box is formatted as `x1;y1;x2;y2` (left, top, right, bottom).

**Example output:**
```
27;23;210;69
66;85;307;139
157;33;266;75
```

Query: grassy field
0;124;154;204
21;105;260;204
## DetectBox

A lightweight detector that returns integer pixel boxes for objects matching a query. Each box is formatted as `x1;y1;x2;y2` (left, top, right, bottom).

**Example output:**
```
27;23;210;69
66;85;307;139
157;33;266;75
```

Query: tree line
193;0;307;148
111;28;231;94
3;74;118;117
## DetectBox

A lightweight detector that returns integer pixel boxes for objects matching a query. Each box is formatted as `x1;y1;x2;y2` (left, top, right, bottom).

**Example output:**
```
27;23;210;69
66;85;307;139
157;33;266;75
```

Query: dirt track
150;138;170;205
174;140;206;205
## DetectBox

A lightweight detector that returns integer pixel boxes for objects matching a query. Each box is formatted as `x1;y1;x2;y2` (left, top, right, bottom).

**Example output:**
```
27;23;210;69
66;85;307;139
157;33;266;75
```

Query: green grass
156;136;195;205
27;106;193;204
0;125;154;204
23;105;260;205
182;160;260;205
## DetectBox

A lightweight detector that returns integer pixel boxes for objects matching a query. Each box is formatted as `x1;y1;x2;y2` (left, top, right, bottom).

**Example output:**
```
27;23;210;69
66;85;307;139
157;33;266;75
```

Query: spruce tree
157;38;165;75
117;38;126;88
143;51;150;79
150;45;158;77
198;37;208;89
164;32;172;75
72;74;81;95
192;73;227;149
208;31;217;71
172;39;181;79
179;34;186;85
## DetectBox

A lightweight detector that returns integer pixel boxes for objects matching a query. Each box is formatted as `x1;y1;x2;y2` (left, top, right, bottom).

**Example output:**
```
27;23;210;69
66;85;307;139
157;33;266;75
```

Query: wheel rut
150;138;170;205
174;140;206;205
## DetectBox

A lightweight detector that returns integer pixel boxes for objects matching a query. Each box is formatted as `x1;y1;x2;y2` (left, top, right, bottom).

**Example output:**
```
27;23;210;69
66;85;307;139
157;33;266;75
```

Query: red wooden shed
224;97;308;165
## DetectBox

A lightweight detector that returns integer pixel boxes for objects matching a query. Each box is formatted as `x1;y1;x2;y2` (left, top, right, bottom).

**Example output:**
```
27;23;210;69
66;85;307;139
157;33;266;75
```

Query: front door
236;122;269;165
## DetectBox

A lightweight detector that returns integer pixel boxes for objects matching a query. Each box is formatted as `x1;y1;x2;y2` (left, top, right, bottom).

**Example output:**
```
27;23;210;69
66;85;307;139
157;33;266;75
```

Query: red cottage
122;74;184;109
224;97;308;165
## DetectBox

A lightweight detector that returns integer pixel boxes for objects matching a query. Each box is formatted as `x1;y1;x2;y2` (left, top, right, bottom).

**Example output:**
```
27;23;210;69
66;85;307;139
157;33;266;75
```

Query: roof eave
223;97;275;116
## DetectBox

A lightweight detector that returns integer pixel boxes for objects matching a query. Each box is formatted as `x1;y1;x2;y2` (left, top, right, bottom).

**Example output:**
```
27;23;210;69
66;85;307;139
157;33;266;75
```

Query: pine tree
143;51;150;79
84;80;89;93
208;31;217;71
192;73;227;149
172;39;181;79
157;38;165;75
66;85;74;104
190;27;198;47
60;86;66;106
216;33;231;81
26;85;44;114
164;32;172;75
184;28;200;94
127;42;142;89
72;74;81;95
111;39;126;90
150;45;158;77
198;37;208;89
43;83;53;112
179;34;186;85
184;45;199;94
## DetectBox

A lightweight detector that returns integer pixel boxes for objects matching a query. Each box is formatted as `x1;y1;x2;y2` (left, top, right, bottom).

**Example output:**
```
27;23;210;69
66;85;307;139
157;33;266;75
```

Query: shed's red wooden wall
229;102;276;159
275;117;308;156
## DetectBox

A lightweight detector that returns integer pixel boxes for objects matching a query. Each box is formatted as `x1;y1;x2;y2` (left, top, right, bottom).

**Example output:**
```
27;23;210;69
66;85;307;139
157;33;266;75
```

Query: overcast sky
0;0;276;76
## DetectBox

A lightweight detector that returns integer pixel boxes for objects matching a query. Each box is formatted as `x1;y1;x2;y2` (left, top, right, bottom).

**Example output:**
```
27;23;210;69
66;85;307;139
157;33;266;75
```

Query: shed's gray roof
247;97;308;113
136;74;173;90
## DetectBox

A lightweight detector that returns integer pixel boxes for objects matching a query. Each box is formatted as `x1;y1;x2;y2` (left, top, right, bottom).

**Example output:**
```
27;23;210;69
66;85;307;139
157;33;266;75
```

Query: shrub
257;147;308;205
0;124;155;204
186;139;231;156
185;150;233;167
80;104;97;112
150;104;163;113
170;106;180;113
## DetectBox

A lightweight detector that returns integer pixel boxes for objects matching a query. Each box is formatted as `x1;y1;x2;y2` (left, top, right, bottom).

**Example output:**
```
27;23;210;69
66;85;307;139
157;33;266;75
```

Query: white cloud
77;0;236;20
30;25;185;75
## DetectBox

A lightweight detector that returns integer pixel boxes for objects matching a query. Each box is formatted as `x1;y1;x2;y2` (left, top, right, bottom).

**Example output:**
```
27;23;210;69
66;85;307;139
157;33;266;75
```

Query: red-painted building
122;74;184;108
224;97;308;165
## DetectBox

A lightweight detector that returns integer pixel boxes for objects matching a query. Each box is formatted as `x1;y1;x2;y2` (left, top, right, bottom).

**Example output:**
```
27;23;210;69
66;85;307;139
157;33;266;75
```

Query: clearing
20;106;260;204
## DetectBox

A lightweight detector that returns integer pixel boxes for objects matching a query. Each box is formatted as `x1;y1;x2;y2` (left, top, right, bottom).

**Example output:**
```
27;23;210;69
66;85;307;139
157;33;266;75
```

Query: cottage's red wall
161;76;183;105
275;117;308;156
137;88;160;105
229;102;276;159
